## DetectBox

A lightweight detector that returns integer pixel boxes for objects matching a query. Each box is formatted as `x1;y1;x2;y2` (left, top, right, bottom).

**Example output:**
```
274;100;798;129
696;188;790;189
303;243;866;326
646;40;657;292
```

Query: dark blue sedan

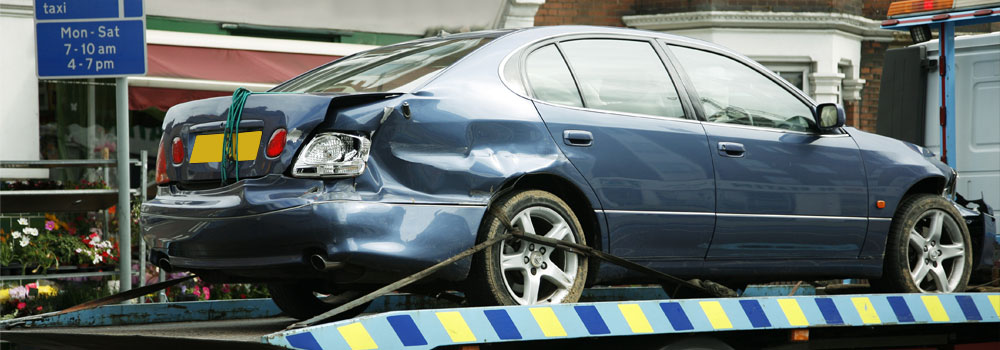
142;26;976;319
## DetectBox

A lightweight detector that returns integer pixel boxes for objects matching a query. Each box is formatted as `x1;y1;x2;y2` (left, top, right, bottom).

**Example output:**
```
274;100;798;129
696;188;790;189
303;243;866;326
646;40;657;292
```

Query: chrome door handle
718;142;745;158
563;130;593;147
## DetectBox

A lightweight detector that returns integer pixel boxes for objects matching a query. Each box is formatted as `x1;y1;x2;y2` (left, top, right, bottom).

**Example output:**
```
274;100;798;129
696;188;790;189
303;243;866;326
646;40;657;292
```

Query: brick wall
858;41;886;132
858;0;900;133
532;0;889;29
863;0;893;19
636;0;863;15
534;0;636;27
844;100;861;129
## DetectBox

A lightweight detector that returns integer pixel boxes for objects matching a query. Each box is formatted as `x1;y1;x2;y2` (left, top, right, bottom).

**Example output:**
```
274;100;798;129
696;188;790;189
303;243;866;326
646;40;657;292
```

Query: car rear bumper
141;176;485;283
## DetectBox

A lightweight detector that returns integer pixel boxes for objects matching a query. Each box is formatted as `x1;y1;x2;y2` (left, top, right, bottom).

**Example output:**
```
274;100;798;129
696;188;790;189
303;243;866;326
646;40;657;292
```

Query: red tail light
171;137;185;164
155;140;170;184
266;128;287;158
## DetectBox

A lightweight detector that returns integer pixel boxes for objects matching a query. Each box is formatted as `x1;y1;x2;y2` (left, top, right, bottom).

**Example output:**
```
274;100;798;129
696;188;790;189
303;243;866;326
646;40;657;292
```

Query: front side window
670;46;815;132
524;44;583;107
558;39;685;118
274;37;493;93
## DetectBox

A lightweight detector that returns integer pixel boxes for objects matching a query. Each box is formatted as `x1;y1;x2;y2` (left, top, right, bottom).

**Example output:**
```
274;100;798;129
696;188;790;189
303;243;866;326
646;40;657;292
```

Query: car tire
267;283;371;320
467;190;588;306
874;194;972;293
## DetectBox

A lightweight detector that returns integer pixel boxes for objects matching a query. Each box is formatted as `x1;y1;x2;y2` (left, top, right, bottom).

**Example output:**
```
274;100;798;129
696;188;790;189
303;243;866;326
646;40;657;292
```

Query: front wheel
467;190;588;306
875;194;972;293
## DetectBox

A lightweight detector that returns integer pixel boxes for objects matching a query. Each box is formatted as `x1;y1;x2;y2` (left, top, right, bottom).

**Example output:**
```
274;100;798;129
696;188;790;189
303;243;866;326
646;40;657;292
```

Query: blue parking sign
34;0;146;78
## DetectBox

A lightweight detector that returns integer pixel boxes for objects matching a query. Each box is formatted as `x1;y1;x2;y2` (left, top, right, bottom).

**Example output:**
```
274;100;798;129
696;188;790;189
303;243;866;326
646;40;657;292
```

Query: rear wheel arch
485;173;605;287
491;173;603;254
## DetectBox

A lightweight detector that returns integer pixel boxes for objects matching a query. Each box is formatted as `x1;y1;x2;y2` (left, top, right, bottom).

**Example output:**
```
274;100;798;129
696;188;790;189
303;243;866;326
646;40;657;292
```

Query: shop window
37;79;162;184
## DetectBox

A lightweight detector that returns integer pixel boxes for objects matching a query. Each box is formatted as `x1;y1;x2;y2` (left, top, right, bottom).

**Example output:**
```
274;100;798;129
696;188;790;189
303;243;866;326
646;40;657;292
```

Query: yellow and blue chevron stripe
266;293;1000;350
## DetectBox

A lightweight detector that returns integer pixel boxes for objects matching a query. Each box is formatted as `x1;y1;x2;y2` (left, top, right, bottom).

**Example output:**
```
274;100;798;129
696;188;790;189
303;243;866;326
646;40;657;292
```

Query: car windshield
272;37;494;94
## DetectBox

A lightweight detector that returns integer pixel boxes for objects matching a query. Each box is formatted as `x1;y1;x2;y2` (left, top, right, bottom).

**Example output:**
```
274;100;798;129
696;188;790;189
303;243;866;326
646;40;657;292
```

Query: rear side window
559;39;684;118
274;37;493;93
525;45;583;107
669;45;815;132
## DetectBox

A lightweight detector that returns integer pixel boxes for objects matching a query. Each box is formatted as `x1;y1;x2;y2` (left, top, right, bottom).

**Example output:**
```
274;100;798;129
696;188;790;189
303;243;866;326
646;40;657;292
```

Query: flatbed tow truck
0;285;997;350
2;208;997;350
4;2;1000;350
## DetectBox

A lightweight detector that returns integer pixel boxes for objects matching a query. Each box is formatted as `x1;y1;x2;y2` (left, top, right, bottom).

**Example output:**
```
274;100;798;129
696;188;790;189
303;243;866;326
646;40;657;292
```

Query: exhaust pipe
309;254;344;272
157;258;173;273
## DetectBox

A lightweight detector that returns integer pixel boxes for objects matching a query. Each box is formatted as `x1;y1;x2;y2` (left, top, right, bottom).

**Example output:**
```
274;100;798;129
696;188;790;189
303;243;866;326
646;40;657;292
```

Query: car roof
461;25;818;108
498;25;734;53
427;25;737;58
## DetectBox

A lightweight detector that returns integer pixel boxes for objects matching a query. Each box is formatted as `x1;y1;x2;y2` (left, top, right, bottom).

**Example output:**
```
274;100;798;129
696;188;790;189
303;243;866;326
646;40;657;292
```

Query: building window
763;64;811;95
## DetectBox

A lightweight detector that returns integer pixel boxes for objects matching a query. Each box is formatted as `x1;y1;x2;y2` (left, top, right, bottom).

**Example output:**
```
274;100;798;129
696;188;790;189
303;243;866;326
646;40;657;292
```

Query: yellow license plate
188;131;262;164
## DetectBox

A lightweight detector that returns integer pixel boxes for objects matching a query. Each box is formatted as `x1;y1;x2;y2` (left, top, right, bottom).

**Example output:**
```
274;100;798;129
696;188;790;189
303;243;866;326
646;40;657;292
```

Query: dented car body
142;26;991;307
143;30;583;284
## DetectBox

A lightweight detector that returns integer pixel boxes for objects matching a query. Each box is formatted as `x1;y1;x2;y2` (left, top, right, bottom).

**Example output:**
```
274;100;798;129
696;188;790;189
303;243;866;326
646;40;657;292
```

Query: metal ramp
262;293;1000;350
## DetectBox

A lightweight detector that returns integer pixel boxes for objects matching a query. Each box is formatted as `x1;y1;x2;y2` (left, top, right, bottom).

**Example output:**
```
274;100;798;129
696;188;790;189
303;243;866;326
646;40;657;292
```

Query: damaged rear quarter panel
145;32;609;282
295;35;609;280
329;40;603;211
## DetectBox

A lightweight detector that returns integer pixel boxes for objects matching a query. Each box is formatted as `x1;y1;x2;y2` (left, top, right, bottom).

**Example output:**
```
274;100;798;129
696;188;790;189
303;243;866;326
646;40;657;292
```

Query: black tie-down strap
1;275;196;329
289;206;733;329
2;206;732;331
487;207;733;300
287;232;514;329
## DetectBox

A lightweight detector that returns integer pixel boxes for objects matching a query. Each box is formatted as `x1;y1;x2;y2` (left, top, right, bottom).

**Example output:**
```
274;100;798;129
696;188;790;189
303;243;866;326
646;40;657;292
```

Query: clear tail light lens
171;137;185;165
266;128;287;158
156;140;170;184
292;132;371;178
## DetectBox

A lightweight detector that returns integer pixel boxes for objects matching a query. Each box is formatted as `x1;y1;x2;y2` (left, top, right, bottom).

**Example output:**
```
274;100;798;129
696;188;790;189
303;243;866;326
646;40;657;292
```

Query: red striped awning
129;86;230;111
130;44;341;111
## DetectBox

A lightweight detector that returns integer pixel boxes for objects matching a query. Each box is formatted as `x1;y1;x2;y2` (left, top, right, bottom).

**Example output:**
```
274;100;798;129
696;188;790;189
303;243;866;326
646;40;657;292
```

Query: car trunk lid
160;92;395;187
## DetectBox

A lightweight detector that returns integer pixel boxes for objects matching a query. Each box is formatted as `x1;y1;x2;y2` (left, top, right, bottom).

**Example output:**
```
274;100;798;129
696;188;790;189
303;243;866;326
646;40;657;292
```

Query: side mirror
814;103;845;131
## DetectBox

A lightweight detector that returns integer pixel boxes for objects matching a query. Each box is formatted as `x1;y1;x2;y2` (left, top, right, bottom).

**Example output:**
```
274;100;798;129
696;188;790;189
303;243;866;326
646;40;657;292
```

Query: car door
667;44;870;259
521;38;716;260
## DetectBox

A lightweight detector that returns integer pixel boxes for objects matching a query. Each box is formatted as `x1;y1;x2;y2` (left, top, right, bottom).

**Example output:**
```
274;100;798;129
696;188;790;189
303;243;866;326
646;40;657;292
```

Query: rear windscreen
272;37;494;94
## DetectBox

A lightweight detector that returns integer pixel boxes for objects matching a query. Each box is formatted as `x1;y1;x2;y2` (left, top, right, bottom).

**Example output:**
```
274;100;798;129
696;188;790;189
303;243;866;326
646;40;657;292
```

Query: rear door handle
718;142;745;158
563;130;593;147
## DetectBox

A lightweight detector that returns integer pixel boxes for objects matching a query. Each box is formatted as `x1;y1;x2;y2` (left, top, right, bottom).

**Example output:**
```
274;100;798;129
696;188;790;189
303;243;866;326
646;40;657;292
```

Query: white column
841;78;866;101
499;0;545;29
0;4;46;178
809;73;845;104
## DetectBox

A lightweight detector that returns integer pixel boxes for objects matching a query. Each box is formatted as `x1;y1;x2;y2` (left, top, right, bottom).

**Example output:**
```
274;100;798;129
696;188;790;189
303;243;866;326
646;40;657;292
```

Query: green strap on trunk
220;87;253;185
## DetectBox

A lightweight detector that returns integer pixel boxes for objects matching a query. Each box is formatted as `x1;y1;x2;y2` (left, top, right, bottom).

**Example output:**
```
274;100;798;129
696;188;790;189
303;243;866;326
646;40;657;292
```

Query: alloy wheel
498;206;579;304
907;209;966;292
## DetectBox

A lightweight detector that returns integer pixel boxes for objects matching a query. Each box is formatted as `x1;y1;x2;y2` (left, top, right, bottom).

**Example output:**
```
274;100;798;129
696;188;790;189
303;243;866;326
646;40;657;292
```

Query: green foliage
2;277;273;319
1;281;113;318
0;234;12;266
1;223;92;273
2;213;120;273
160;276;270;302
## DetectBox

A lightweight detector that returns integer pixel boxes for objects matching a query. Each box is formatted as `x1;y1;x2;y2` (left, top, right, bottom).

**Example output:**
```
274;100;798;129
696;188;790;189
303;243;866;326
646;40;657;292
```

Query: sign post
34;0;147;296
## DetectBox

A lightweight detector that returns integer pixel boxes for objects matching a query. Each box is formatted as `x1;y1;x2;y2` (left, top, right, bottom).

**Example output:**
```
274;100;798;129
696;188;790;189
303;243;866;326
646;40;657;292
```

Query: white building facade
624;11;894;105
